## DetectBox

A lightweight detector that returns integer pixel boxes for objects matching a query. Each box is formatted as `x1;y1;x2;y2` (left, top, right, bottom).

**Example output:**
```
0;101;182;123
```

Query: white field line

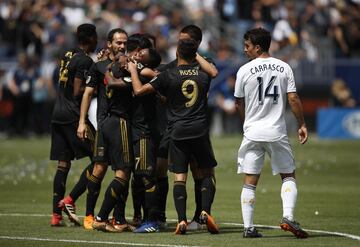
0;213;359;241
0;236;206;247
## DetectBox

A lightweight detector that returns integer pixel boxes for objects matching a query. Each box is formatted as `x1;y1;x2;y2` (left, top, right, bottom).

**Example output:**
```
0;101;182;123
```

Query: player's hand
97;49;110;61
127;60;137;73
77;122;87;140
298;125;308;144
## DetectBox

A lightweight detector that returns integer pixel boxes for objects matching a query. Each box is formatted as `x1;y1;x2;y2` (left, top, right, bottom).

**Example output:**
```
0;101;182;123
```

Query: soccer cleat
132;215;142;227
92;219;122;233
50;213;64;227
187;220;204;231
243;227;262;238
157;220;168;230
59;196;81;226
133;221;160;233
280;217;309;238
174;220;187;235
83;215;94;230
199;211;219;234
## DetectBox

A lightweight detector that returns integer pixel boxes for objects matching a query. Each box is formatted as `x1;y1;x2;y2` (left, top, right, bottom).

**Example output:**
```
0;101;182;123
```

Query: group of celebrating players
49;22;309;239
50;23;219;235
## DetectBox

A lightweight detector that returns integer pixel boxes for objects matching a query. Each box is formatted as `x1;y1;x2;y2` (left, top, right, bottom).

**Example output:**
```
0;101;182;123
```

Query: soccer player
91;35;153;233
104;40;162;233
59;28;128;229
155;25;218;231
234;27;309;238
128;38;219;235
50;23;97;226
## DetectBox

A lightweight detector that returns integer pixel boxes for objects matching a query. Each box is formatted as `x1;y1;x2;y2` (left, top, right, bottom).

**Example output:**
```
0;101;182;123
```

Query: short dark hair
244;27;271;53
76;23;97;44
142;33;156;48
177;38;197;62
107;28;127;42
180;25;202;43
145;48;161;68
126;34;153;52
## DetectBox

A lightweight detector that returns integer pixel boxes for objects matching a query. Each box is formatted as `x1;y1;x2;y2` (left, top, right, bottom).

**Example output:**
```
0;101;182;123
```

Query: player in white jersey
234;27;308;239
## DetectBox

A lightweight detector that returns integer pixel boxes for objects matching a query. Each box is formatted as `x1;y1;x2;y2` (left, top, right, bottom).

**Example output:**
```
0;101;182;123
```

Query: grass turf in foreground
0;135;359;247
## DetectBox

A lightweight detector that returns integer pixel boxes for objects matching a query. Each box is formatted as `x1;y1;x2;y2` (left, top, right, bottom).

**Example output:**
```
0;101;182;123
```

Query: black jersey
97;72;132;120
86;58;112;125
150;63;211;140
52;48;93;124
155;57;215;135
131;75;158;140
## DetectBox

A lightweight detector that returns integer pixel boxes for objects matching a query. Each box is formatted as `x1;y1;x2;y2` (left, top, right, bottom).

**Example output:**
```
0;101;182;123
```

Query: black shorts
50;121;95;161
169;134;217;174
133;137;157;176
92;125;107;164
157;129;170;159
101;115;134;171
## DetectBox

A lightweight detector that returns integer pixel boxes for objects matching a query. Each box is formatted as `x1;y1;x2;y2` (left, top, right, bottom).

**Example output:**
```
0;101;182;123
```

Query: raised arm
288;92;308;144
196;53;218;78
128;61;156;96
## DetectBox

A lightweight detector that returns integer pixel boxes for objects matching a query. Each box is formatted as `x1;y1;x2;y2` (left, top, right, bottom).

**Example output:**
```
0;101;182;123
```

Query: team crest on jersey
85;75;91;84
123;77;132;83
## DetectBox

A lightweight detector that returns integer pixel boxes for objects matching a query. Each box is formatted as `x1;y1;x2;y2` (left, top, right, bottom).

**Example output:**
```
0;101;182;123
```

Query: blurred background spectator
0;0;359;138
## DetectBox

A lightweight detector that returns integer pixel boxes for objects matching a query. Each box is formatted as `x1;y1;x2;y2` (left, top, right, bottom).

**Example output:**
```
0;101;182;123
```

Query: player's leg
59;122;96;226
170;139;190;235
50;123;72;226
237;137;264;238
133;137;160;233
131;174;144;226
92;116;133;232
154;131;170;227
269;138;308;238
84;127;109;229
187;159;204;230
191;135;219;234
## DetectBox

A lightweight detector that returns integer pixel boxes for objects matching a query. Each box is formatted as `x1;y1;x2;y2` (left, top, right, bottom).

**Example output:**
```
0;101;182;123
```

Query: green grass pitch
0;134;359;247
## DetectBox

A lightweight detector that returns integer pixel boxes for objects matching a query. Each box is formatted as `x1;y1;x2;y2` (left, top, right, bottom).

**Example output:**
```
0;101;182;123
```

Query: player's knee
93;162;107;179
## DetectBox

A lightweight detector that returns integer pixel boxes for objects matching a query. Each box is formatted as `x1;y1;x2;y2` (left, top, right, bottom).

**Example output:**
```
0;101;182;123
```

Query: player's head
76;23;97;53
133;48;161;69
243;27;271;60
107;28;128;55
179;25;202;47
177;38;197;63
142;33;156;48
126;34;152;56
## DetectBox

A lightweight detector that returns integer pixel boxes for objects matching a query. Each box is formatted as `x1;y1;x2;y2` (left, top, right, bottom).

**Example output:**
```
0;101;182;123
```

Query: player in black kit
50;24;97;226
128;38;219;235
57;28;128;229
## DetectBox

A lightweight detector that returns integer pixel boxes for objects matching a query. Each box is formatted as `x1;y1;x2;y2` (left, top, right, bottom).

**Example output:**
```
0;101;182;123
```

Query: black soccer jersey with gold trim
52;48;93;124
150;63;211;140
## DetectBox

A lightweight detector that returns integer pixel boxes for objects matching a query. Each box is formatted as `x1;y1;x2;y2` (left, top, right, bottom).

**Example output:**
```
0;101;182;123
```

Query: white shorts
237;136;295;175
88;98;97;130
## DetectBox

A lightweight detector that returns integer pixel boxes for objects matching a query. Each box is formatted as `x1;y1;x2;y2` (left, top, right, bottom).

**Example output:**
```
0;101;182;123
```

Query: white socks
281;177;297;221
241;184;256;228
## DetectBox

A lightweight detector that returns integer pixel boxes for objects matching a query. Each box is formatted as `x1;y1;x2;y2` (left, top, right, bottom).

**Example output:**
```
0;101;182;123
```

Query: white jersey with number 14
234;57;297;141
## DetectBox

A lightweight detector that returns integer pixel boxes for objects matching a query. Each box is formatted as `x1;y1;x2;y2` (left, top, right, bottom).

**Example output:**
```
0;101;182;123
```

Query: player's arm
196;53;218;78
104;69;128;88
288;92;308;144
128;60;156;96
73;77;86;97
140;68;159;78
77;86;95;139
235;97;245;124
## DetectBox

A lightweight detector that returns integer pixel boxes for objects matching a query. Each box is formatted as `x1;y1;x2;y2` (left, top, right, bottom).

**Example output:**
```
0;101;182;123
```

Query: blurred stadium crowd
0;0;359;137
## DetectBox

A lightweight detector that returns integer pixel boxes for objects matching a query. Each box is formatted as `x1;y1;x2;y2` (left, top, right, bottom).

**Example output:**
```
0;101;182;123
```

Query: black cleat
243;227;262;238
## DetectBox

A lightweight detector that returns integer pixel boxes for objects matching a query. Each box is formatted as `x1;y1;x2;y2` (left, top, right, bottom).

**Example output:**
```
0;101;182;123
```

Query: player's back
235;57;296;141
52;48;93;124
165;64;211;140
